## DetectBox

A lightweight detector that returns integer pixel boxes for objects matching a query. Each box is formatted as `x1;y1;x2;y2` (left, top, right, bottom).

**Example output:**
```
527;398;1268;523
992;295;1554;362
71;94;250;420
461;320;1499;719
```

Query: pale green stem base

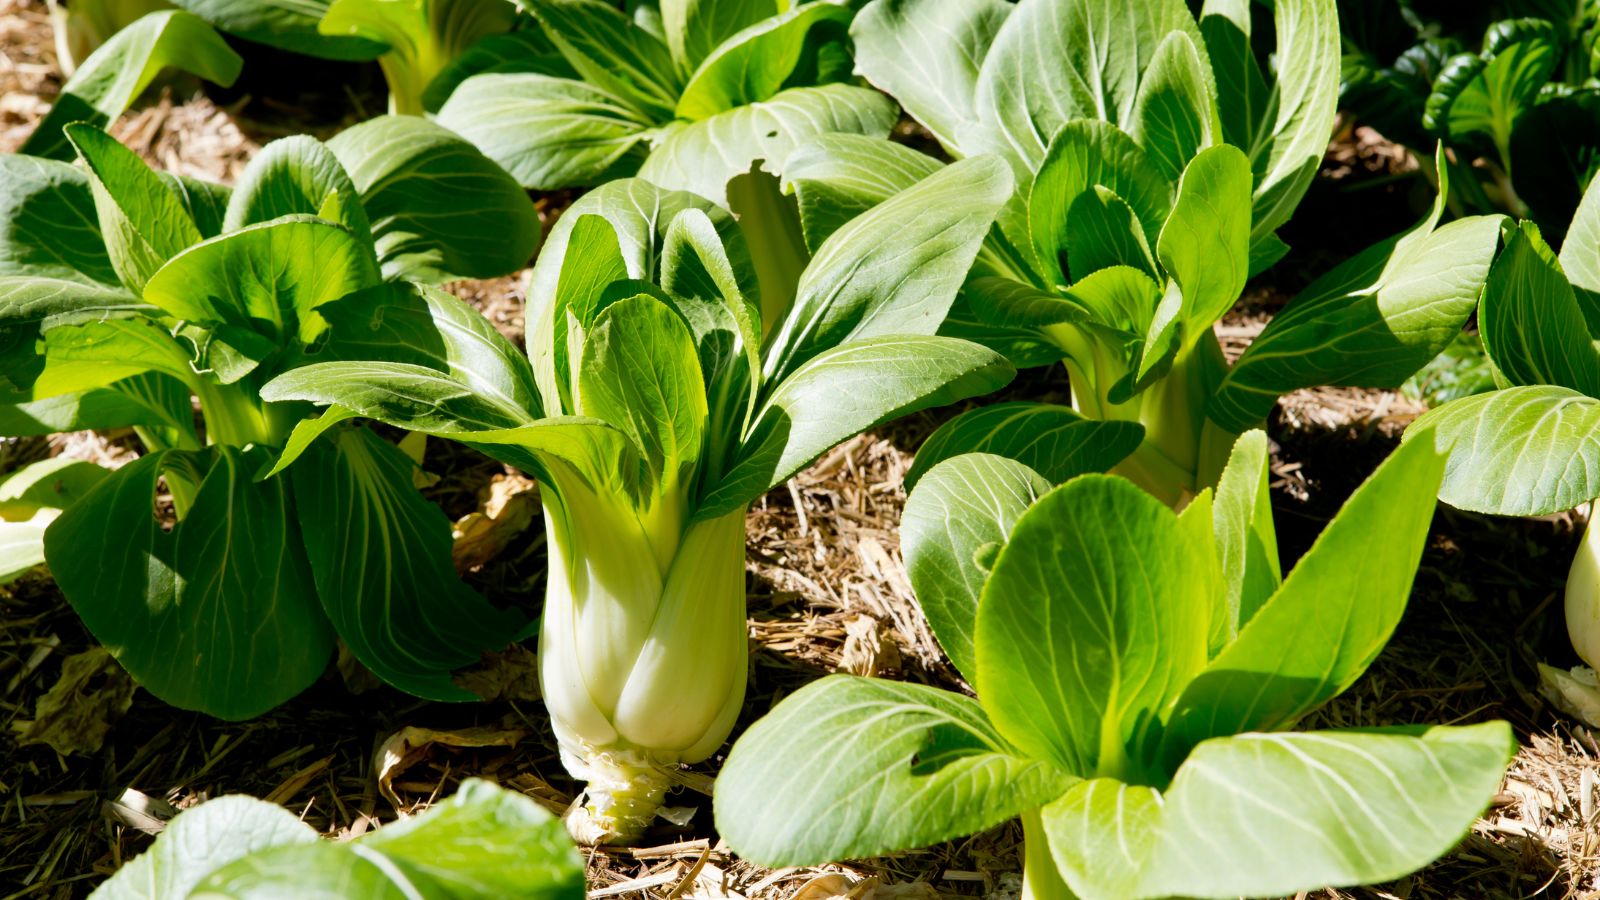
1020;809;1079;900
563;748;674;846
1567;508;1600;670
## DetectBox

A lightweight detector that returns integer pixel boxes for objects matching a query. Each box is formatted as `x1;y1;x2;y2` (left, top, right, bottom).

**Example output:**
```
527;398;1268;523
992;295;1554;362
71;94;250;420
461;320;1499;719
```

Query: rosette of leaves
90;779;584;898
715;429;1516;900
431;0;898;326
261;160;1018;842
1342;0;1600;231
1407;176;1600;696
433;0;895;199
812;0;1504;506
0;118;540;719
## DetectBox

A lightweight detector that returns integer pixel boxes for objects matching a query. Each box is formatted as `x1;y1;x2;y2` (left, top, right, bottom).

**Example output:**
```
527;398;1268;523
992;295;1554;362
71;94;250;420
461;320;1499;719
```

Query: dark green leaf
45;447;334;719
327;115;540;282
905;402;1142;491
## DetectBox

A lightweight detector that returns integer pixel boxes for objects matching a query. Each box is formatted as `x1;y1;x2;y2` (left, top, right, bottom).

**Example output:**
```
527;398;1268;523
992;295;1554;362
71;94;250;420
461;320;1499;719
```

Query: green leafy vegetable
91;779;585;899
262;160;1017;843
716;430;1514;899
845;0;1505;505
0;124;538;718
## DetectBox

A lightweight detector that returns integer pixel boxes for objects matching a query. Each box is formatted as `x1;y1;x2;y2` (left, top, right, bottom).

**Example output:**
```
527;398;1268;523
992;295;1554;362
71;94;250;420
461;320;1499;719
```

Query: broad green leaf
659;0;771;70
660;0;776;71
714;675;1077;866
905;402;1143;491
262;361;537;433
166;174;232;238
437;74;652;190
1424;21;1559;175
700;336;1014;518
313;282;540;417
1561;175;1600;310
1410;385;1600;516
851;0;1013;155
350;778;584;899
0;458;108;584
33;318;197;399
780;134;942;251
1128;30;1219;183
22;11;242;160
422;29;577;113
318;0;517;115
143;216;381;351
762;156;1012;384
1160;431;1445;761
1062;186;1159;285
0;277;151;397
637;83;898;207
977;475;1211;780
902;453;1050;683
1239;0;1340;243
66;123;202;293
1028;121;1171;285
526;181;744;407
1198;0;1266;155
1041;779;1163;900
546;215;632;416
88;795;318;900
45;447;334;719
224;135;372;243
660;209;762;470
1155;145;1251;347
292;427;526;701
1479;221;1600;393
0;373;194;439
1137;724;1515;898
0;156;118;285
964;0;1209;176
530;0;682;119
327;115;540;282
1209;429;1279;636
169;0;385;59
675;1;853;119
1209;212;1504;433
576;295;707;482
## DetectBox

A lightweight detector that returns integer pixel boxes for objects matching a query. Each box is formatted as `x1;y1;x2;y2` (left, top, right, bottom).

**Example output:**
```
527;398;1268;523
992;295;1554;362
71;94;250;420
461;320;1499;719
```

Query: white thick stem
1567;509;1600;669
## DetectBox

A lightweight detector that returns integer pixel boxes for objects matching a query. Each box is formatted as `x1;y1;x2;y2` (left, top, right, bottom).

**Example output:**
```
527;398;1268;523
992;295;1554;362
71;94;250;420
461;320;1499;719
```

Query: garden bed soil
1;3;1597;896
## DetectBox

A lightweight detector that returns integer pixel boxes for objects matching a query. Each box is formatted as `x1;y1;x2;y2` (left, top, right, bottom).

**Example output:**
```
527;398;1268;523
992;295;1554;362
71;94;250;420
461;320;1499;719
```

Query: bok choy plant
824;0;1505;507
261;158;1018;844
434;0;895;198
716;430;1515;900
433;0;898;327
1341;0;1600;230
0;117;540;719
89;779;584;898
1407;176;1600;705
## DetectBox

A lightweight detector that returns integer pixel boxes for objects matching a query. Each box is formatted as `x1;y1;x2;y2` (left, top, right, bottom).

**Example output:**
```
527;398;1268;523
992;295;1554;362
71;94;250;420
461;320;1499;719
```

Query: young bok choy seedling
1407;178;1600;716
262;158;1018;844
89;779;584;898
716;430;1515;900
807;0;1504;507
0;118;539;719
